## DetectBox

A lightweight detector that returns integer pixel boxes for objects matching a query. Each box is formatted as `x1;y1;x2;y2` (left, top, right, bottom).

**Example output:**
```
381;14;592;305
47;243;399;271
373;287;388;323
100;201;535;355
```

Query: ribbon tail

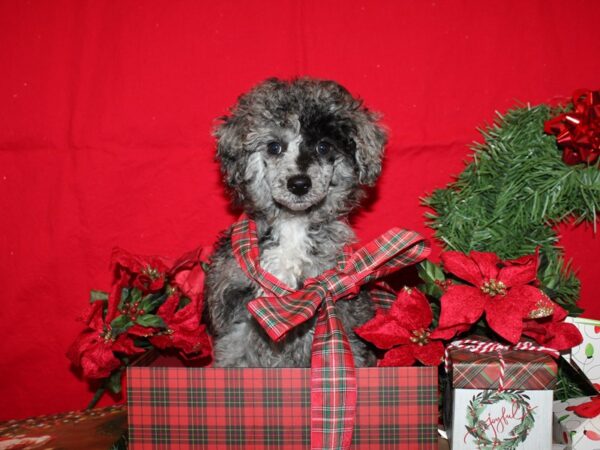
310;296;357;450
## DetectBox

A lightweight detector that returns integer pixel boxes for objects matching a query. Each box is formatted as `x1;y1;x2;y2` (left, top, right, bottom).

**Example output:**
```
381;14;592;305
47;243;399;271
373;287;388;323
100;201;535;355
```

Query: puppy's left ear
353;110;387;186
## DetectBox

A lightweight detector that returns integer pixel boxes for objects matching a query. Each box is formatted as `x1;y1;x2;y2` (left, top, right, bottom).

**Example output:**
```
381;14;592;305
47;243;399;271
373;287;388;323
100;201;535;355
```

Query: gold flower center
480;279;507;297
100;328;115;343
410;328;431;346
143;265;160;280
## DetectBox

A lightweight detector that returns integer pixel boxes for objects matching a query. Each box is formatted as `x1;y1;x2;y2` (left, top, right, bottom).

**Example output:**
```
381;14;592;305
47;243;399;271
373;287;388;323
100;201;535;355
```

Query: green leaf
106;369;124;394
139;292;167;313
136;314;166;328
177;296;191;310
586;343;594;359
110;315;134;336
417;260;445;284
130;287;142;304
90;290;109;303
120;287;130;303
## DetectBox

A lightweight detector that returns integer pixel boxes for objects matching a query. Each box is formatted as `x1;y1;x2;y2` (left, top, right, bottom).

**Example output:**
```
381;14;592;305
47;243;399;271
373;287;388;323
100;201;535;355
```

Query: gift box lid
449;346;557;390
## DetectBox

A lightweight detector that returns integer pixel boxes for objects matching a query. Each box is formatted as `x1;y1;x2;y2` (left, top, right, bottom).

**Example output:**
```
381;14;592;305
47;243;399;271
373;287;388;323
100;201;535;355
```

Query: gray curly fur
204;77;387;368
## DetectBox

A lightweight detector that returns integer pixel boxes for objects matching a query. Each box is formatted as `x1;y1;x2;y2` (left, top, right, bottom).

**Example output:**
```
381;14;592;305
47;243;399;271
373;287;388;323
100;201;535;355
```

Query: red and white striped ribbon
444;339;559;391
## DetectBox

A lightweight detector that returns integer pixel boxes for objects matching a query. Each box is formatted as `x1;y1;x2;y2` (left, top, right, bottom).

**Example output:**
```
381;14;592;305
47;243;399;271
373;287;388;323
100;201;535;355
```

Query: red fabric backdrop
1;0;599;420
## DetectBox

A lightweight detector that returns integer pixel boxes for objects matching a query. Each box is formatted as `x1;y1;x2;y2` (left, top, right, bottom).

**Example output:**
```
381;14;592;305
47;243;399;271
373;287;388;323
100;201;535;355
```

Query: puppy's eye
316;141;332;156
266;141;282;155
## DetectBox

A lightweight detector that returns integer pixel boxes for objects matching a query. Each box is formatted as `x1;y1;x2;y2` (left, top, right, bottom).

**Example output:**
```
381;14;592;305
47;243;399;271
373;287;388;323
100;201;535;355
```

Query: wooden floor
1;405;451;449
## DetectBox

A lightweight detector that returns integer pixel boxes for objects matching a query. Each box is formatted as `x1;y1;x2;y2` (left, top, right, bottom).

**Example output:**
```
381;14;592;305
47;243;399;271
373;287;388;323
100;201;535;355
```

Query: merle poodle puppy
204;77;387;368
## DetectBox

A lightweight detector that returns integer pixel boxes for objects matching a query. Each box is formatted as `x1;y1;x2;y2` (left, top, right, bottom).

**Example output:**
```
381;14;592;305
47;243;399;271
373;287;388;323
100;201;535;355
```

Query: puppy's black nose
287;174;312;196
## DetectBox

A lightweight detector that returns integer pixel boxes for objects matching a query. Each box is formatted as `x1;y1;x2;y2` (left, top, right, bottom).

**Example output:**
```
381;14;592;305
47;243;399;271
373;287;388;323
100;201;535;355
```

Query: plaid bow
231;214;430;450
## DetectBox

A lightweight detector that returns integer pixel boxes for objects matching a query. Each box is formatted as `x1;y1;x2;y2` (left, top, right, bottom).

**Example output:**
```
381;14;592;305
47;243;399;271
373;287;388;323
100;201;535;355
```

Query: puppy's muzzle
287;174;312;196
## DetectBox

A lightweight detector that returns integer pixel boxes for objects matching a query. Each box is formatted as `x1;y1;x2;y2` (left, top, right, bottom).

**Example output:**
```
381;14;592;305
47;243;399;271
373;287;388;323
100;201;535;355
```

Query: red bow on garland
231;214;430;450
544;89;600;165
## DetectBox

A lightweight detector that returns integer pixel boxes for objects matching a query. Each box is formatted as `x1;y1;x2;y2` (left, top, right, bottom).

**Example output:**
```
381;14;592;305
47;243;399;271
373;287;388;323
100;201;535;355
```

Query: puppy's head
215;78;387;218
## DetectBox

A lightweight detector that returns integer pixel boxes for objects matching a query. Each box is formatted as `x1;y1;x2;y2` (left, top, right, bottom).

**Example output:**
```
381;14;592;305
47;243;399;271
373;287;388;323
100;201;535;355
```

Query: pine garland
423;104;600;315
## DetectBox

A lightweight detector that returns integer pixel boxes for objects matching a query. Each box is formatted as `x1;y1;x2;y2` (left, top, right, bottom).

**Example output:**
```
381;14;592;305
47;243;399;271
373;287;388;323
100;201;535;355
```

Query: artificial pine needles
423;104;599;315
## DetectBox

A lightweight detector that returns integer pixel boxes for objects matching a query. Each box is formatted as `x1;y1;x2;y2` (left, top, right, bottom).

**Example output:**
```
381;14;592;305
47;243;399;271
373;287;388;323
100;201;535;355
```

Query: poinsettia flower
150;292;212;359
355;287;444;367
431;251;558;344
111;247;170;294
67;302;143;379
169;247;211;309
522;302;583;351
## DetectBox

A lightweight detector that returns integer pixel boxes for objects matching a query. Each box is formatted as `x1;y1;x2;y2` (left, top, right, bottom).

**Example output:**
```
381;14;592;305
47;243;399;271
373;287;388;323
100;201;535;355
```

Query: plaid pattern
449;346;558;390
127;366;438;450
230;214;430;450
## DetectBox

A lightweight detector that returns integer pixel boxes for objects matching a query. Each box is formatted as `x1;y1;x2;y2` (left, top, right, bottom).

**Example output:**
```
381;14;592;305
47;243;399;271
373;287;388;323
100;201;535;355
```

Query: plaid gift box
444;340;558;450
127;365;438;450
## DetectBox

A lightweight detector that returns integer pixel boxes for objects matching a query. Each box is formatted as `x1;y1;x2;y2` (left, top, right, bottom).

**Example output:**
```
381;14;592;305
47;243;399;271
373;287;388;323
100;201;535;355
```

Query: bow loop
247;283;327;342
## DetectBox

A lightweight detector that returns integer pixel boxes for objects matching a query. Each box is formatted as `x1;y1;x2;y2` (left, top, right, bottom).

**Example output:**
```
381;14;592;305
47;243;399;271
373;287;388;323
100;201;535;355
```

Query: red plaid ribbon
231;214;430;450
444;339;559;391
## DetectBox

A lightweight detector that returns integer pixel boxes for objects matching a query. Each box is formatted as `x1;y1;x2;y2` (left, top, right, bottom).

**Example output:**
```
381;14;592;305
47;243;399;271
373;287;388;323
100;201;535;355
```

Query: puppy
204;77;387;368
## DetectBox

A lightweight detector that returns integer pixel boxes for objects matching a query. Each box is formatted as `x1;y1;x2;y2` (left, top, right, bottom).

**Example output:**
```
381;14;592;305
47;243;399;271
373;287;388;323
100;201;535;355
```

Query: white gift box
553;396;600;449
566;317;600;388
444;343;557;449
450;388;553;449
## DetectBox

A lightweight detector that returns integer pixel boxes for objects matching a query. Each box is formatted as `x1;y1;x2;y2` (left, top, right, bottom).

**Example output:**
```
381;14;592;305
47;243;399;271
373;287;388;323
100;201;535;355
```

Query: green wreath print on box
465;390;535;450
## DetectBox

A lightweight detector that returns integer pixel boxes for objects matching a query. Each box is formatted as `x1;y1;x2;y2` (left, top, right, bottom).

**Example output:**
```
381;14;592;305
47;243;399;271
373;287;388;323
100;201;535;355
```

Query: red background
1;0;599;420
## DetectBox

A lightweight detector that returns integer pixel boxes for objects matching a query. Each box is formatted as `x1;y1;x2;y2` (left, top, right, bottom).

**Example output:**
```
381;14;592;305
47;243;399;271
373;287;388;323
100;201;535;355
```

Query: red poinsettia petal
112;334;145;355
378;345;416;367
151;302;212;358
437;285;486;329
441;251;487;286
79;342;122;379
66;329;98;366
523;320;583;351
173;264;205;306
430;322;473;340
484;289;535;343
552;303;568;322
469;252;502;281
413;340;445;366
511;285;552;318
127;324;156;337
83;301;106;331
355;309;412;349
170;247;210;306
157;292;181;322
389;288;433;330
499;253;539;287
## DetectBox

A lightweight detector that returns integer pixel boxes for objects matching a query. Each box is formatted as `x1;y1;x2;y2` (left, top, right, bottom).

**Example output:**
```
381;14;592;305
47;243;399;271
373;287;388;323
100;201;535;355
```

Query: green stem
87;384;106;410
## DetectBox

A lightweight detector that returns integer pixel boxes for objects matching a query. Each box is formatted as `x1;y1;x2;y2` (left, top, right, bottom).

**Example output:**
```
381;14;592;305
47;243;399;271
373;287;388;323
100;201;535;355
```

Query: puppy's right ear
214;114;248;190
